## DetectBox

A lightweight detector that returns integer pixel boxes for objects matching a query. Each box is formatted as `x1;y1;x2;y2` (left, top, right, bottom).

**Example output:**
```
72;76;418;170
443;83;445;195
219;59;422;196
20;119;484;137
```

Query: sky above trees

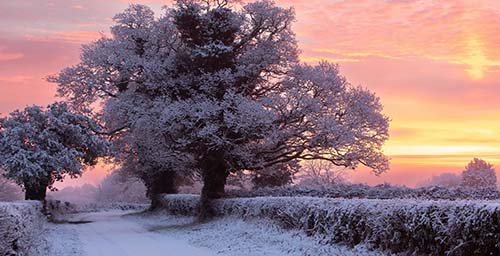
0;0;499;187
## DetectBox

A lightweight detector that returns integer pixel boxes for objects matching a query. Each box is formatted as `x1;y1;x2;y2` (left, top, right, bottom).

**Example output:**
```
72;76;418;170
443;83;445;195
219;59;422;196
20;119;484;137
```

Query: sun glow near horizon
460;37;500;80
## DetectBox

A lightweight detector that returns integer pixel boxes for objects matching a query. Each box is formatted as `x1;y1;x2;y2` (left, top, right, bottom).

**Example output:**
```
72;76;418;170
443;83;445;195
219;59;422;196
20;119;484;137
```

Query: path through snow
45;210;215;256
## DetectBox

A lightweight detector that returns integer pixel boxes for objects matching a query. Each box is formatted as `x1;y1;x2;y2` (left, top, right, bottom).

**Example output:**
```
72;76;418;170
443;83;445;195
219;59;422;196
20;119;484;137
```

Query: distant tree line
421;158;497;190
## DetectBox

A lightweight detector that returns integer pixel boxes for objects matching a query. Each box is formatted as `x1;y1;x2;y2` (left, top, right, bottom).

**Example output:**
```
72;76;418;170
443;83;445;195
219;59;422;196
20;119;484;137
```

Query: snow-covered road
41;209;386;256
50;211;216;256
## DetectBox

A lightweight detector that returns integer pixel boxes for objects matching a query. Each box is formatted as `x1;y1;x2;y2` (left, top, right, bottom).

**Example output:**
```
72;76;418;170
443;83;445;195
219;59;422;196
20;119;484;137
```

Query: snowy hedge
74;202;148;213
161;195;500;256
0;201;44;256
44;200;148;217
227;183;500;200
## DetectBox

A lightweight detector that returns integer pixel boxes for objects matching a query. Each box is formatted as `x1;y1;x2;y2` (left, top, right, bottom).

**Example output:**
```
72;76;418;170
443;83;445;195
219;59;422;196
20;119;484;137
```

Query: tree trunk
145;171;177;210
199;150;229;221
24;179;49;201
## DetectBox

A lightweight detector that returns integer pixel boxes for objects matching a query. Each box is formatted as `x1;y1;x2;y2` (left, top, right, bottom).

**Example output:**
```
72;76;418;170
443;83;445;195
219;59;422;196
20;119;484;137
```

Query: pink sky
1;0;500;188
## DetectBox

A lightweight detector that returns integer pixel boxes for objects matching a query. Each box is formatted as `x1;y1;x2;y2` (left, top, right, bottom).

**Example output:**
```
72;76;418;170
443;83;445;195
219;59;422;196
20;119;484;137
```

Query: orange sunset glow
1;0;499;187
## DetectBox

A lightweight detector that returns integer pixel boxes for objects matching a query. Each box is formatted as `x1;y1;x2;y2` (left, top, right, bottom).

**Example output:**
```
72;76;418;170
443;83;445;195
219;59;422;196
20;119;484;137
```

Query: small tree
419;172;462;188
296;160;347;187
462;158;497;189
252;163;298;188
95;171;148;203
0;103;108;200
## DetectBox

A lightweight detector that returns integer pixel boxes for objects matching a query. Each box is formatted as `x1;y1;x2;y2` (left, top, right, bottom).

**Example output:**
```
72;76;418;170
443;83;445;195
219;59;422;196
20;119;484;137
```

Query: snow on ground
40;209;386;256
42;210;215;256
39;221;84;255
128;211;387;256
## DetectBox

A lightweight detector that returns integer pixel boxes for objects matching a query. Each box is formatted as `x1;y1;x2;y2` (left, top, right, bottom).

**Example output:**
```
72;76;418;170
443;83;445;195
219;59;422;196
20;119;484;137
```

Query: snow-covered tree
50;1;389;218
0;103;108;200
461;158;497;189
252;163;298;188
418;172;462;188
162;1;389;219
47;183;98;204
50;4;189;206
109;106;188;208
296;160;348;187
94;171;148;203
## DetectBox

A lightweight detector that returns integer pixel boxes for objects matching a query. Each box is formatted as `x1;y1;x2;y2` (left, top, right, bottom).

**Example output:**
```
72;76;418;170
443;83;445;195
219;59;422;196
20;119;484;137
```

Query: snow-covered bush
44;199;147;214
462;158;497;189
161;195;500;256
0;201;44;255
227;183;500;200
72;202;148;213
160;194;200;216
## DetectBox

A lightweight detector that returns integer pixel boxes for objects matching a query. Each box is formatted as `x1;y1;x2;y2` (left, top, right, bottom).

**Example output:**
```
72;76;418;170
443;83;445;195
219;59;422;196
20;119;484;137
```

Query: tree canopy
462;158;497;189
0;103;108;200
50;1;390;215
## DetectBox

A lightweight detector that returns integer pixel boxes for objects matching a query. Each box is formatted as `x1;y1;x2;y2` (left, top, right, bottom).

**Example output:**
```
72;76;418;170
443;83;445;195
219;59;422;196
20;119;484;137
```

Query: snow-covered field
37;209;385;256
2;194;498;255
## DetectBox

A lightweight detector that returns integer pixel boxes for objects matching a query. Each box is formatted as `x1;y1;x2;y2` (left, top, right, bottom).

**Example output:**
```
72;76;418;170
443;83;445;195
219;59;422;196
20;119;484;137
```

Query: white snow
39;221;84;255
130;211;386;256
40;209;385;256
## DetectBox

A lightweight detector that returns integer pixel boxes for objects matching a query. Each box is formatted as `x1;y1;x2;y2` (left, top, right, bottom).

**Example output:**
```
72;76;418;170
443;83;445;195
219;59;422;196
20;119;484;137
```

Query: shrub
0;201;44;255
161;195;500;256
227;183;500;200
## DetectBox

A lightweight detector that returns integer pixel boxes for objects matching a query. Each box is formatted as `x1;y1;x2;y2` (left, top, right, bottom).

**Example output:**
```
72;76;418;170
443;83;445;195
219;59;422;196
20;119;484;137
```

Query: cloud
24;30;104;44
0;75;34;83
278;0;500;79
0;52;23;61
0;46;24;61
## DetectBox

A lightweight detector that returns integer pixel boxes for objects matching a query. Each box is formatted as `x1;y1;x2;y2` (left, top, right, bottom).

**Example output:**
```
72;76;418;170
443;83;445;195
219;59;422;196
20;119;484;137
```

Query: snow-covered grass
161;194;500;256
130;210;386;256
36;220;84;256
0;201;45;255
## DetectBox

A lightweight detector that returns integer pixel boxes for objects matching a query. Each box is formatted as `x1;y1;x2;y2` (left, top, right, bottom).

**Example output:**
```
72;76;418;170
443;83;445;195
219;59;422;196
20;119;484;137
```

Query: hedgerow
0;201;44;255
161;195;500;256
227;184;500;200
